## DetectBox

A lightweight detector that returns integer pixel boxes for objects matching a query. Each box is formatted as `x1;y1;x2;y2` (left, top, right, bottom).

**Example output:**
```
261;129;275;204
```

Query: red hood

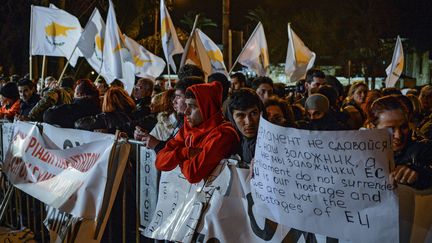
183;82;225;147
187;81;222;121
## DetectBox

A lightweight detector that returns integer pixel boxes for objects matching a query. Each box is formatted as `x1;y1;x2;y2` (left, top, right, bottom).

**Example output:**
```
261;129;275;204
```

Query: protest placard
251;117;398;243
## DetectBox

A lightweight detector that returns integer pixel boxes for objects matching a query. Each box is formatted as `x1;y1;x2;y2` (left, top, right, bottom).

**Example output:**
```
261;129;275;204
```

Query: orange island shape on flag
45;22;76;37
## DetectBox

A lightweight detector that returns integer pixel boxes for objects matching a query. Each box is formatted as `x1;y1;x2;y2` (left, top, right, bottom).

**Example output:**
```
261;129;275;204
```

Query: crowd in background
0;64;431;189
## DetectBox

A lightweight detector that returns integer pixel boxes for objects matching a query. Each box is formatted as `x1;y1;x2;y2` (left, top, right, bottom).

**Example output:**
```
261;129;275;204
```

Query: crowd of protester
0;64;431;190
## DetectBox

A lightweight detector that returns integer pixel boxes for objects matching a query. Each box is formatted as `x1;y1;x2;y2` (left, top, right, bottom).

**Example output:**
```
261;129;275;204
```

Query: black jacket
19;93;40;117
394;138;432;190
43;98;101;128
75;111;134;137
299;113;348;131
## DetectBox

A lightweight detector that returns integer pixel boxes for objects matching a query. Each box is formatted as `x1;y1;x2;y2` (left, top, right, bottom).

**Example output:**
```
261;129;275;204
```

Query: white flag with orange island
30;5;83;66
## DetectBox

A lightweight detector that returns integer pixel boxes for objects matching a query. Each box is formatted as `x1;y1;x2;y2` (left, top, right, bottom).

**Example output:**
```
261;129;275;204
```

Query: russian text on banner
251;117;398;243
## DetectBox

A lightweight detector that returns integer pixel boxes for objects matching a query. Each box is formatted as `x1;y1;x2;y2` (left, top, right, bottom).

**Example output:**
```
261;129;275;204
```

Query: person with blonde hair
342;81;368;129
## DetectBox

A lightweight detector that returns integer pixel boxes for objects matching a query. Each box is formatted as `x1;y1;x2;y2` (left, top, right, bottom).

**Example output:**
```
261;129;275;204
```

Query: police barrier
0;122;131;243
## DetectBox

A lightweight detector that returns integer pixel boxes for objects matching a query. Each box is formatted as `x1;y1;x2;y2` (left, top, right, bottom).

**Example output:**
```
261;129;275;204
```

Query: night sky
1;0;432;76
172;0;432;47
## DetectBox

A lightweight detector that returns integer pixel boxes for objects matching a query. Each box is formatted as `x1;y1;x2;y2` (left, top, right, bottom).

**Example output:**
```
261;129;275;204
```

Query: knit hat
317;85;338;108
0;82;19;100
305;94;329;113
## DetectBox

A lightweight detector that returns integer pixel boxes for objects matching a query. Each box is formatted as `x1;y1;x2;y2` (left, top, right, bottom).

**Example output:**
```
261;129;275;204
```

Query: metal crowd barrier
0;122;157;243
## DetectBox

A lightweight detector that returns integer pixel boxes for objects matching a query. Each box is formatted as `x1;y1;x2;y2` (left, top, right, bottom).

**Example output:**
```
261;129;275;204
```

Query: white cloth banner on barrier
42;123;114;148
144;166;204;242
144;160;232;242
252;117;398;243
146;159;348;243
143;158;431;243
3;121;114;219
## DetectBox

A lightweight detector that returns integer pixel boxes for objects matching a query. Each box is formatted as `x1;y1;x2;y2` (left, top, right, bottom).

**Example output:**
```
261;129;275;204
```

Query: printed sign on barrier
139;147;159;229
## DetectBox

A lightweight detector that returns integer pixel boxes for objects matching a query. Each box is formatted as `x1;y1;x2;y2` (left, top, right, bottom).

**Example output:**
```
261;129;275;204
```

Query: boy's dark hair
317;85;338;108
230;72;246;83
60;76;75;89
208;72;230;102
305;69;325;84
272;83;286;98
136;78;154;90
184;89;196;99
0;82;19;100
177;64;205;80
174;77;204;92
17;78;34;88
228;88;263;113
251;76;273;90
382;87;402;96
325;75;343;97
110;79;125;89
296;79;306;94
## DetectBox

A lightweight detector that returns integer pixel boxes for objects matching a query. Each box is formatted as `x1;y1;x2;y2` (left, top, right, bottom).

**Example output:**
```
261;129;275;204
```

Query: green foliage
180;11;218;32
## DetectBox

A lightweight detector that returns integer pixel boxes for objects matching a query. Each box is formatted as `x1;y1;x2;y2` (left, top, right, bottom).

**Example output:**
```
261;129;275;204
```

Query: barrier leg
0;185;13;223
40;202;45;243
122;181;126;243
26;194;31;229
32;197;37;235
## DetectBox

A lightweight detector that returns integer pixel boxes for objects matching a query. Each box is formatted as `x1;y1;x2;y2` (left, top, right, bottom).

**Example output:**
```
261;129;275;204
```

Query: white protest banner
3;121;114;219
144;162;230;242
251;117;398;243
144;167;202;242
196;165;295;243
43;141;130;243
146;158;344;243
139;147;159;229
42;123;114;148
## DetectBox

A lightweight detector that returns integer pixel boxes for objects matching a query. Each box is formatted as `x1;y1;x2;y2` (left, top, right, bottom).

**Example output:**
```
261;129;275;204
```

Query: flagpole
41;55;46;81
180;14;200;68
228;22;261;74
95;73;102;82
29;5;34;80
167;62;171;88
58;44;79;82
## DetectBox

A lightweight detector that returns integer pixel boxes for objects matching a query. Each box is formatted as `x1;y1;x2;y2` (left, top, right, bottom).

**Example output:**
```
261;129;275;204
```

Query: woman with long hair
342;81;368;129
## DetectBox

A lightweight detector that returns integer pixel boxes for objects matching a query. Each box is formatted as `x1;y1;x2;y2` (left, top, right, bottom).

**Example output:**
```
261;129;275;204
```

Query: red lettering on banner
32;166;40;180
25;136;37;153
68;153;101;172
34;146;45;158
